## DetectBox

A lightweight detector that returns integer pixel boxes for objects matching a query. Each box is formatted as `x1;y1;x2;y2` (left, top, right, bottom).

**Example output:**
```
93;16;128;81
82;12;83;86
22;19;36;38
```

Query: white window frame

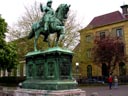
116;28;123;37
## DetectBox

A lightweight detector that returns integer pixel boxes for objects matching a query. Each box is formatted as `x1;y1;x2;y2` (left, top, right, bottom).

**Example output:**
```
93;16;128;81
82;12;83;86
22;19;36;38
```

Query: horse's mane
55;4;66;13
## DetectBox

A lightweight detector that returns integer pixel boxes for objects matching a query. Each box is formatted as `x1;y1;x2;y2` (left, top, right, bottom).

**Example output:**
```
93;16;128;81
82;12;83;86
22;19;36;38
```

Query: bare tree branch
8;1;81;50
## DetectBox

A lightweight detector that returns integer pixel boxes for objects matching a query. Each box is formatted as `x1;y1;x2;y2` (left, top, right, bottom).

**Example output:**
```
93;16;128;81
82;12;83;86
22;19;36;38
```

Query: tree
92;36;125;76
2;43;18;72
0;16;18;75
8;1;81;50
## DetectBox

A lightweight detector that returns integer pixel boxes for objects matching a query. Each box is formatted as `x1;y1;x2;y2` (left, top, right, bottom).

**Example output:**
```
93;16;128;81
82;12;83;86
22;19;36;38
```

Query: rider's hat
47;0;52;4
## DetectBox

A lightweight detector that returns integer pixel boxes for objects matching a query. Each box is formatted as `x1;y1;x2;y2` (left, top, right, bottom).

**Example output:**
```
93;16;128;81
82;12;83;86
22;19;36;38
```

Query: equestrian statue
28;0;70;51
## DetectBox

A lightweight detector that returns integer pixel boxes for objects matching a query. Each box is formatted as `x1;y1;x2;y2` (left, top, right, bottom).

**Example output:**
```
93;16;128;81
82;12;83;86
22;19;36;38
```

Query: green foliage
0;16;19;72
4;43;19;72
14;37;48;61
0;16;7;38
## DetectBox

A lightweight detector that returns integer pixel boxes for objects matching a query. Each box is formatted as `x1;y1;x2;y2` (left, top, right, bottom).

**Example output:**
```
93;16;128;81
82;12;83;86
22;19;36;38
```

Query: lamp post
76;62;79;81
76;62;79;73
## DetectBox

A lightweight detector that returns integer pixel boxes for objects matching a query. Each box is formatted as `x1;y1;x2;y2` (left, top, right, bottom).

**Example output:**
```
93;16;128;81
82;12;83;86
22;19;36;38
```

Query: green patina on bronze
22;0;76;90
28;0;70;51
22;47;77;90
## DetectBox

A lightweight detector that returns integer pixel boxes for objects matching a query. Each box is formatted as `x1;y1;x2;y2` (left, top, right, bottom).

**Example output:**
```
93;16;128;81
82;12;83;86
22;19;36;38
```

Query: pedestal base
22;80;77;90
15;88;86;96
23;47;76;90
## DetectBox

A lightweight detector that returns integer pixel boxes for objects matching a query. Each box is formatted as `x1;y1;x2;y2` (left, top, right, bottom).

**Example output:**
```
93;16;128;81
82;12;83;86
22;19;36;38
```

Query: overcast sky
0;0;128;28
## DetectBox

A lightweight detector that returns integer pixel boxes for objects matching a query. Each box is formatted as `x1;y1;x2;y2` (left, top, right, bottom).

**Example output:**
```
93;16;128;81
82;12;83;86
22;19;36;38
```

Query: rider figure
40;0;54;32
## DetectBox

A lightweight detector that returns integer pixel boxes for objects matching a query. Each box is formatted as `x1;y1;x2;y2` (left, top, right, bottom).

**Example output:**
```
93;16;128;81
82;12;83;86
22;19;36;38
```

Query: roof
73;43;80;51
86;11;128;28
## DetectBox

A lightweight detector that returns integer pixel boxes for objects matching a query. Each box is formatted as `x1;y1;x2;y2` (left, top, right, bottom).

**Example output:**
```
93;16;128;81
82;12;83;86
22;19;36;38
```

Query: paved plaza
80;85;128;96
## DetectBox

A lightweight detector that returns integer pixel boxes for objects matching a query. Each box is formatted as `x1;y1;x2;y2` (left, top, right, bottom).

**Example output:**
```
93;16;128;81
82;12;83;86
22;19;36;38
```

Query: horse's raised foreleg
55;26;65;47
60;26;65;40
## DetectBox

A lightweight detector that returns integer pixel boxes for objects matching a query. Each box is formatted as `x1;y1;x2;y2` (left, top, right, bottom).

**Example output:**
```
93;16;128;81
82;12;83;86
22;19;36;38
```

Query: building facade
73;4;128;78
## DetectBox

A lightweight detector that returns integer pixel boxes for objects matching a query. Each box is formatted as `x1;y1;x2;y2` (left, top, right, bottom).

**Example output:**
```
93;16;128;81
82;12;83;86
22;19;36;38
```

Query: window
86;35;92;42
87;65;92;78
116;28;123;37
86;48;92;58
100;32;105;39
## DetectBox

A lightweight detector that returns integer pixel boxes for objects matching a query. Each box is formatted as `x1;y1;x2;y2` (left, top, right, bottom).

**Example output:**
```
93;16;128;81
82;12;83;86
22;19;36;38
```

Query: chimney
120;4;128;18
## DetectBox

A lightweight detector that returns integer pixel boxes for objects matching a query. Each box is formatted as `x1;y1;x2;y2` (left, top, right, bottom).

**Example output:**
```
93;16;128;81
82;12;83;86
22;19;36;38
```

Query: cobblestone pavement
80;85;128;96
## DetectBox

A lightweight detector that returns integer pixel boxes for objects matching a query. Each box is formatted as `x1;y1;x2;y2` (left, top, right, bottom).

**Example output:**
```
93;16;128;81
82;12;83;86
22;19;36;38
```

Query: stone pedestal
0;47;86;96
22;47;77;90
0;88;86;96
14;88;86;96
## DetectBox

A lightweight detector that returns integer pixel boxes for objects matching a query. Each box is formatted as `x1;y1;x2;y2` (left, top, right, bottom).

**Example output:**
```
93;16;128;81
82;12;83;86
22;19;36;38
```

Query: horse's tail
28;29;34;39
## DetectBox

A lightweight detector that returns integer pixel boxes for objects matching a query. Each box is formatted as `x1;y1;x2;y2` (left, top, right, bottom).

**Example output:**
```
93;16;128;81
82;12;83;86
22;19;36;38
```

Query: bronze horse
28;4;70;51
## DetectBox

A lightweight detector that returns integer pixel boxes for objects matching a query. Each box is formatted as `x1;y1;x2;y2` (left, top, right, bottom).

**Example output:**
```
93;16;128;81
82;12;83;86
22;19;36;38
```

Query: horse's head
55;4;70;21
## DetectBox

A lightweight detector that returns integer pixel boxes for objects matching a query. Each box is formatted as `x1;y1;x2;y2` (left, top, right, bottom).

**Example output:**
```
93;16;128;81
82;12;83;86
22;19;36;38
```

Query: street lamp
76;62;79;73
75;62;79;82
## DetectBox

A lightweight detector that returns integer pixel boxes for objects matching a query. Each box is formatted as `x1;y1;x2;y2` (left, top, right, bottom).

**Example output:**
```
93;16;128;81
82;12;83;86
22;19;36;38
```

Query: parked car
84;78;104;84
